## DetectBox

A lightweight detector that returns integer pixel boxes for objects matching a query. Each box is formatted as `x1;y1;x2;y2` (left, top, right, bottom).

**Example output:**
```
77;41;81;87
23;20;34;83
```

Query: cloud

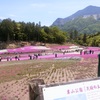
9;14;16;17
48;11;55;14
31;3;47;8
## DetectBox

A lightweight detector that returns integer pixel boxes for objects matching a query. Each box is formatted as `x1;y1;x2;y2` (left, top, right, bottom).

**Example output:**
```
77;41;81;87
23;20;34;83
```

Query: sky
0;0;100;26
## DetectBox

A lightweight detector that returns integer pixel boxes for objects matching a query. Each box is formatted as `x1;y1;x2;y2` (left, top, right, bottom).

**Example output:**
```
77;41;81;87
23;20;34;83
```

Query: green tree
82;33;87;43
40;28;48;43
51;27;67;43
0;18;14;41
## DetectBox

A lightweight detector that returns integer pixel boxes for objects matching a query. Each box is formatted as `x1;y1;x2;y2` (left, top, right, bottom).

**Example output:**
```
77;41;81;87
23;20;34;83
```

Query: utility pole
98;54;100;77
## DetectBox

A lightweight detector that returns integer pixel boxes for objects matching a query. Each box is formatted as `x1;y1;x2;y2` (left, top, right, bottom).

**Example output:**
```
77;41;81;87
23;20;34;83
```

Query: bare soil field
0;58;98;100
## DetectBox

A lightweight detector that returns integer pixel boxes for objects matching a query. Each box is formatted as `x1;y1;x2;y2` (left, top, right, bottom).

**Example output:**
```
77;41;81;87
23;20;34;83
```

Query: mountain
0;19;2;22
52;5;100;34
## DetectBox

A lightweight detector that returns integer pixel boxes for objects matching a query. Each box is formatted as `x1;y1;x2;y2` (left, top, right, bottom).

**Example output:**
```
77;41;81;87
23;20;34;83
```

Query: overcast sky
0;0;100;26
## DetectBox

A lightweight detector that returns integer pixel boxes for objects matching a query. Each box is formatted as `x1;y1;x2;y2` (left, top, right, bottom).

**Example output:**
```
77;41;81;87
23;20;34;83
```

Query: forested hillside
59;16;100;34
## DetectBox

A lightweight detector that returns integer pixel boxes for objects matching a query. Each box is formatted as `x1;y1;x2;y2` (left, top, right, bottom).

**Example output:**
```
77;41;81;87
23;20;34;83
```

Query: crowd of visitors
80;50;94;55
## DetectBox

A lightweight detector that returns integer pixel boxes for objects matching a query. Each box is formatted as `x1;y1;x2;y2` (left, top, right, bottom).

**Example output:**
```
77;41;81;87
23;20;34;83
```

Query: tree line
0;18;67;44
0;18;100;46
68;29;100;47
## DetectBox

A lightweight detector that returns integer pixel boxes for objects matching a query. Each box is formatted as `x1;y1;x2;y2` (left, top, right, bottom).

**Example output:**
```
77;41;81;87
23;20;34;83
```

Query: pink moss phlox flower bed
0;46;100;61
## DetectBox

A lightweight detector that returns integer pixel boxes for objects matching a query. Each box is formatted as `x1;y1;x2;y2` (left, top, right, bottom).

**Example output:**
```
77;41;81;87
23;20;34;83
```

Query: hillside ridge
52;5;100;34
